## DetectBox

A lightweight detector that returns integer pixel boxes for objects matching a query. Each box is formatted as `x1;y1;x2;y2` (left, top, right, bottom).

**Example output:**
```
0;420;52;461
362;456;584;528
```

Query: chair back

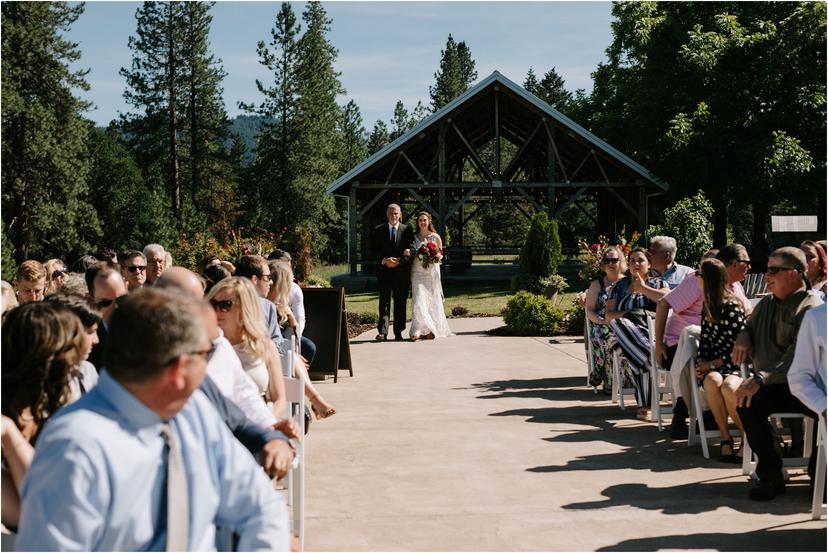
743;273;767;299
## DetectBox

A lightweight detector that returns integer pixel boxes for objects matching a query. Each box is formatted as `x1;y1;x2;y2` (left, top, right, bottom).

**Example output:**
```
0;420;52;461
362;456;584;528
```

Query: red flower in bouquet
414;241;443;269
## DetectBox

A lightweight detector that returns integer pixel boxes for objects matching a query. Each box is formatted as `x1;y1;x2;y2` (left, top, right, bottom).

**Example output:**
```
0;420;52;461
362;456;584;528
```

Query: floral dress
697;300;747;383
588;278;630;393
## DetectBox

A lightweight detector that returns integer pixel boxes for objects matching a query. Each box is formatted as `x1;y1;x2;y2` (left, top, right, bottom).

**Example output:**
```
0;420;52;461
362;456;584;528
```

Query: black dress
697;299;747;381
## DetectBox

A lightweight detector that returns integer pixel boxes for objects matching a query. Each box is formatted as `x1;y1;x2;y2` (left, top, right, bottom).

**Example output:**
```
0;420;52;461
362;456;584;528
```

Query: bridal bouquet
414;241;443;269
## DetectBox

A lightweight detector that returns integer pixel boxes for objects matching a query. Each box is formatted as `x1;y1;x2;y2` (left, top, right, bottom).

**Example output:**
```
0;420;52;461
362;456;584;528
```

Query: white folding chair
281;337;305;550
647;315;674;430
812;414;826;520
584;317;598;393
611;349;637;409
686;358;741;458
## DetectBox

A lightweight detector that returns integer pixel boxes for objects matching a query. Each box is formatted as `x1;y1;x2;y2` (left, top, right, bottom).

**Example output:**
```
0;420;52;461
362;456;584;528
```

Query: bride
407;211;453;341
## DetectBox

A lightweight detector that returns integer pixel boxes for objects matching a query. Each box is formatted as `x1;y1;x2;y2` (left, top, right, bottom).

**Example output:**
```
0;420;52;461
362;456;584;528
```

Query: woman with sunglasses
267;260;336;420
43;259;68;296
206;277;286;418
606;247;670;417
1;301;87;529
800;240;827;300
695;258;748;463
585;246;628;393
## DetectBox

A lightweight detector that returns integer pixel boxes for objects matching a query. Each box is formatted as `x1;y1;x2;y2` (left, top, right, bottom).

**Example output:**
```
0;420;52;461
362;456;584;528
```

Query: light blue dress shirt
16;371;289;551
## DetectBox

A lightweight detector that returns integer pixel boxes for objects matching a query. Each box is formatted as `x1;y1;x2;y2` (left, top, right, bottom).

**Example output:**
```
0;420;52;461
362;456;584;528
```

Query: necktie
160;423;189;552
390;226;396;243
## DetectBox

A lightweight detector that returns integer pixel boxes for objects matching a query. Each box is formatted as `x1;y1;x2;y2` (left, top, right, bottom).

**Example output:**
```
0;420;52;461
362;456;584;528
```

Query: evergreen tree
338;99;367;172
389;100;427;141
1;2;101;261
525;67;573;114
429;34;478;111
367;120;390;155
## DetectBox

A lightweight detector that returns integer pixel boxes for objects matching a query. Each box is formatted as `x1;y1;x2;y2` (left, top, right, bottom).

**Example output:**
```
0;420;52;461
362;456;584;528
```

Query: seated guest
142;243;167;285
606;247;670;417
203;263;231;295
42;259;68;295
95;247;118;265
268;261;336;420
268;250;317;365
1;281;18;319
199;254;236;276
733;247;823;500
15;288;291;550
58;272;88;298
1;302;86;529
654;244;753;437
120;249;147;292
800;240;827;299
207;277;287;418
584;245;628;393
12;260;47;304
788;302;826;419
85;264;128;371
695;259;748;462
42;294;102;400
648;235;694;289
72;254;100;273
235;254;285;349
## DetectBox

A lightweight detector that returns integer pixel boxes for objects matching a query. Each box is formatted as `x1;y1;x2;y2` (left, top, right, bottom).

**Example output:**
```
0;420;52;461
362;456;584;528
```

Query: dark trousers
737;383;817;482
300;335;316;367
377;267;408;338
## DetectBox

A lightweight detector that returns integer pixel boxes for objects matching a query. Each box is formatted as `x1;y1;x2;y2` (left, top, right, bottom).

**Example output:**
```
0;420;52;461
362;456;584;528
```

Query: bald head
155;266;205;299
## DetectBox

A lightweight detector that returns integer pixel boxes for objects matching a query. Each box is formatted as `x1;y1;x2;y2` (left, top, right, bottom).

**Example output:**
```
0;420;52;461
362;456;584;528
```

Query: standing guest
58;272;89;298
203;263;232;295
584;245;628;393
12;260;47;304
373;203;415;341
72;254;100;274
1;281;18;319
695;259;748;462
95;247;118;265
606;247;670;417
15;288;291;550
654;244;753;438
788;303;826;420
86;265;128;372
43;259;68;295
268;250;317;367
800;240;827;299
733;247;823;500
207;277;287;419
120;249;147;292
142;243;167;285
42;294;102;400
649;235;694;290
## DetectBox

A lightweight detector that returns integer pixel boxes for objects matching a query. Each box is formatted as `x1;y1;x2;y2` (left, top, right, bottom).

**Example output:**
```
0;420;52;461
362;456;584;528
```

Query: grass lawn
312;263;583;318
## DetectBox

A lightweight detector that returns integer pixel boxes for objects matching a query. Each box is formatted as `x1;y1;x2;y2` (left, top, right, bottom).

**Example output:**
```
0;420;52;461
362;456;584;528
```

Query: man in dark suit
373;203;414;341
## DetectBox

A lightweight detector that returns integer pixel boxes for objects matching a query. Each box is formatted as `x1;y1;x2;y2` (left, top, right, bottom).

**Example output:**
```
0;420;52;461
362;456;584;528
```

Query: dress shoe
394;335;404;341
375;334;387;341
749;477;786;501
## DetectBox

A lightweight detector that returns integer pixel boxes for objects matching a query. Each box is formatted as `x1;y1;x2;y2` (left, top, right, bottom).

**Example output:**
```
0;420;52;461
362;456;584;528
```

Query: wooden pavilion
327;71;668;276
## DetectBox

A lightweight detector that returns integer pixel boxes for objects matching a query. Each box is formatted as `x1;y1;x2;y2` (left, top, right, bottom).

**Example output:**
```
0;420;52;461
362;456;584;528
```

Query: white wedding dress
409;234;453;339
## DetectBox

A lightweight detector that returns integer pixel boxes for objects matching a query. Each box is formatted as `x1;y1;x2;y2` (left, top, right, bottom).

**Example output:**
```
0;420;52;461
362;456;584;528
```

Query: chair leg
812;417;826;520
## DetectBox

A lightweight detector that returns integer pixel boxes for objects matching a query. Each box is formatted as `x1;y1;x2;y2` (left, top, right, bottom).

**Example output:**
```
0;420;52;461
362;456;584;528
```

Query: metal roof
327;70;668;195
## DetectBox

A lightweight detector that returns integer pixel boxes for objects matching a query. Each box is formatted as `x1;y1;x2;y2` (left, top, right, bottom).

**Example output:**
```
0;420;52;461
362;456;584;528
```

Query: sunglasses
765;266;796;275
96;298;116;308
163;347;214;368
735;259;752;265
209;299;236;312
126;265;146;273
51;269;68;279
602;258;620;264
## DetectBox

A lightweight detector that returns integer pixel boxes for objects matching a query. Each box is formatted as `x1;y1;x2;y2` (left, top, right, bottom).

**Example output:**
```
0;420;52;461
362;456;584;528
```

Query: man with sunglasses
235;255;285;349
86;264;128;372
732;247;823;501
120;249;147;292
16;288;290;551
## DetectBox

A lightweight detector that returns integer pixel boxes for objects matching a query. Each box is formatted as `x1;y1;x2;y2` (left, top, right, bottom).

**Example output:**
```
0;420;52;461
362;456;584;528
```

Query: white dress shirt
289;281;305;336
207;333;277;428
16;371;290;551
788;302;826;416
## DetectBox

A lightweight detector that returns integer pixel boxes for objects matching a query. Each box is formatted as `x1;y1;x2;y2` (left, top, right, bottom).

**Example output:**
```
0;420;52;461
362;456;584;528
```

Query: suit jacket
373;222;414;267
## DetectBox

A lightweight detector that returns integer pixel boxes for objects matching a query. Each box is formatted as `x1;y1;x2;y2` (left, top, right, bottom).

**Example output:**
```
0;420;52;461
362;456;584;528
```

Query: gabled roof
327;70;667;195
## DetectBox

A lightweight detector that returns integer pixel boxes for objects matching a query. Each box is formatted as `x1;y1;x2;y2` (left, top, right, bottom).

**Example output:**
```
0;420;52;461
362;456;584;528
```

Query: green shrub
647;190;713;266
503;291;564;336
510;273;568;295
451;305;469;317
305;274;331;287
519;212;562;278
562;298;586;335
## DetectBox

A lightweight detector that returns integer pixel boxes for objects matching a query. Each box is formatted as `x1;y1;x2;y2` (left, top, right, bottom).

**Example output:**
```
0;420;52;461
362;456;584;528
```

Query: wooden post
638;185;647;235
494;86;501;178
349;186;358;276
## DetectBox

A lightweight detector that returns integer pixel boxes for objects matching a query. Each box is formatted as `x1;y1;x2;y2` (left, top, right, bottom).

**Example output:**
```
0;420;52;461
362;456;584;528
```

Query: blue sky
65;1;614;127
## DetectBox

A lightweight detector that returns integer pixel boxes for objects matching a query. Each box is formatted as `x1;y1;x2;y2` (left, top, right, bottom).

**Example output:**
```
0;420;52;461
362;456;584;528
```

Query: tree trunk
751;197;770;272
709;184;729;247
167;5;181;220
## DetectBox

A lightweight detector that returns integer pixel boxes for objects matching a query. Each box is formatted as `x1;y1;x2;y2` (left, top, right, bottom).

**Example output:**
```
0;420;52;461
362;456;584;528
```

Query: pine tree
429;34;478;111
367;120;390;155
389;100;427;141
1;2;101;261
338;99;367;172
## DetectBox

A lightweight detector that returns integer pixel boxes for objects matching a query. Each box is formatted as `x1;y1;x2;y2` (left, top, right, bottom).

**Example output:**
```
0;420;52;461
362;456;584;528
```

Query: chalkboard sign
301;287;353;383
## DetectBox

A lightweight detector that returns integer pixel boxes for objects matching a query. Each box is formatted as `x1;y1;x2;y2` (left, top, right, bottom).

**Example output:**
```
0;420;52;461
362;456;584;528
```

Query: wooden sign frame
301;286;353;383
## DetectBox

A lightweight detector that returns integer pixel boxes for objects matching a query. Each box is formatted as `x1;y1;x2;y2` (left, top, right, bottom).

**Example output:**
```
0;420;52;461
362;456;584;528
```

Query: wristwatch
752;374;765;387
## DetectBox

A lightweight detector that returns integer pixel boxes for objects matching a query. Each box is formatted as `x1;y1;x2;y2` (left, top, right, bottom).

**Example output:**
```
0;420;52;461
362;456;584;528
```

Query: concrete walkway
304;317;826;551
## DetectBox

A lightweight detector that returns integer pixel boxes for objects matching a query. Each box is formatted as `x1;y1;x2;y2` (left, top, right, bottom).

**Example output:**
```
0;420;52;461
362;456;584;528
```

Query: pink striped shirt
663;275;751;347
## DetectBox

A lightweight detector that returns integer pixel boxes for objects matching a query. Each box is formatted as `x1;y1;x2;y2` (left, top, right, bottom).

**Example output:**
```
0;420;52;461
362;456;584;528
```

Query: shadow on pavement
596;525;826;551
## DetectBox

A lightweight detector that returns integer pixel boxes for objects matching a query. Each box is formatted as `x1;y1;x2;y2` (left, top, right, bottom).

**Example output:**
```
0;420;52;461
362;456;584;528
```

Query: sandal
719;439;739;463
309;394;337;420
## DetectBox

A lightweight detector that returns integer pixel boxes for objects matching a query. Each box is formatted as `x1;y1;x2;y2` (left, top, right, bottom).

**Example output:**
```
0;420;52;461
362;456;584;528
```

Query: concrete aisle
303;317;826;551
